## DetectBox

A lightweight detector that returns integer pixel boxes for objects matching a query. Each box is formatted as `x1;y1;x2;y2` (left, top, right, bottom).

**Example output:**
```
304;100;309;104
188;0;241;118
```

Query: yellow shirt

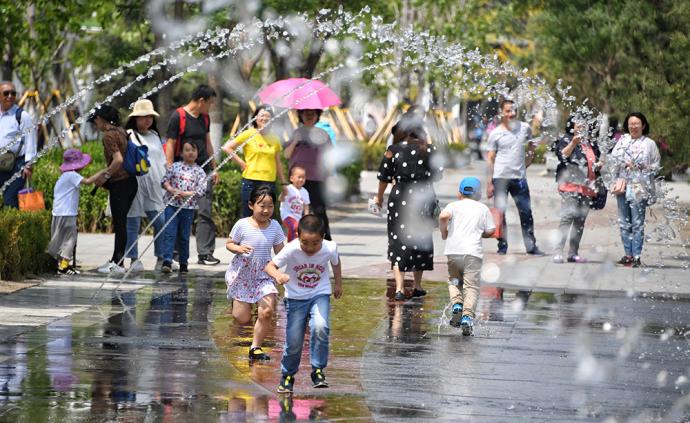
235;127;282;182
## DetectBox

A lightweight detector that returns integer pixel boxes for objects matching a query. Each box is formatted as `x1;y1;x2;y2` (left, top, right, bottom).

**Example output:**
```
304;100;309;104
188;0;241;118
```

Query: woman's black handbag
590;178;608;210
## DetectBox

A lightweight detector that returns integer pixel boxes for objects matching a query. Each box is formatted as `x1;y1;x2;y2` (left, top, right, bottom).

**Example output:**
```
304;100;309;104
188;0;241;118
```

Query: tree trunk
26;3;38;88
301;39;323;78
207;65;224;154
154;0;185;131
265;37;288;80
1;44;13;81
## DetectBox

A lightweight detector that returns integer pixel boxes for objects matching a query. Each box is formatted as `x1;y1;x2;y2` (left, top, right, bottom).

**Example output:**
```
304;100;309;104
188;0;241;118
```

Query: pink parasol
257;78;341;110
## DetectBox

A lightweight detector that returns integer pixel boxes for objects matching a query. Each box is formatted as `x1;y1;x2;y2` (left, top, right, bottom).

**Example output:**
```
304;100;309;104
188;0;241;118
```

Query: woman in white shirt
609;112;660;268
123;99;168;272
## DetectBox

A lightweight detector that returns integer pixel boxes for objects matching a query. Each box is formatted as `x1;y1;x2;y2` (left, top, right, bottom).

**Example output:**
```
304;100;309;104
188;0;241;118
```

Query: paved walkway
70;164;690;294
341;165;690;295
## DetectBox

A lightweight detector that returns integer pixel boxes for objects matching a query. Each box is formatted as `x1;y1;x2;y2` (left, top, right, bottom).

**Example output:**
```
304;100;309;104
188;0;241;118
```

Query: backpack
174;107;209;159
123;130;151;176
0;108;26;172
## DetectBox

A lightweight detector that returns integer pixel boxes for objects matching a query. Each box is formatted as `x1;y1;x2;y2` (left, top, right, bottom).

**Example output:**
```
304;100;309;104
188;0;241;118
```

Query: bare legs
393;265;424;293
232;294;276;349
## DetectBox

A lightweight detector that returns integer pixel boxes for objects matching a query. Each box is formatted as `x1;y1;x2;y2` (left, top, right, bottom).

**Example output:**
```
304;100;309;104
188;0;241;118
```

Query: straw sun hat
128;99;160;118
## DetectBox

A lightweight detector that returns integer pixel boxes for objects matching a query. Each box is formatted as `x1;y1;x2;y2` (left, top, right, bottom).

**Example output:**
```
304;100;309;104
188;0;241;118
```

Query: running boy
264;215;342;393
438;177;496;336
47;149;101;275
280;166;310;241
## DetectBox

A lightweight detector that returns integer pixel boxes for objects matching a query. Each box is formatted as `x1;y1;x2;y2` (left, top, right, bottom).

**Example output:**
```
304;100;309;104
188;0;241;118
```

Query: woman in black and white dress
374;110;443;301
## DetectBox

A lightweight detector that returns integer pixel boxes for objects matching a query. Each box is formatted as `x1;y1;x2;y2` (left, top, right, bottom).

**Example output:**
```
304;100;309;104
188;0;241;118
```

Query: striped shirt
229;218;285;261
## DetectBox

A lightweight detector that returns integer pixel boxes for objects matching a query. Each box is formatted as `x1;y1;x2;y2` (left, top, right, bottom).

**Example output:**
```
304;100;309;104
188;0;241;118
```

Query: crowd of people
0;79;664;392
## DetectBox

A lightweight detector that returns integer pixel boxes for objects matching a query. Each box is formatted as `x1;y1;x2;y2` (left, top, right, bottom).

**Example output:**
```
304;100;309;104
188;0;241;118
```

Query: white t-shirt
487;121;533;179
272;239;339;300
280;184;311;221
442;199;496;258
52;171;83;217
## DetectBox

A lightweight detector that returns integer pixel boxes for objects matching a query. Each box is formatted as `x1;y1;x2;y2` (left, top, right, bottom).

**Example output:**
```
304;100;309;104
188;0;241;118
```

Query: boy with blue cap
439;177;496;335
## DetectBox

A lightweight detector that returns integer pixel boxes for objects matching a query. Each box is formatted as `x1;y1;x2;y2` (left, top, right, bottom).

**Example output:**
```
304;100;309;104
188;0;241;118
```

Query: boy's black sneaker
198;254;220;265
179;264;188;274
617;255;633;266
311;368;329;388
248;346;270;361
632;257;643;268
161;261;172;273
277;374;295;393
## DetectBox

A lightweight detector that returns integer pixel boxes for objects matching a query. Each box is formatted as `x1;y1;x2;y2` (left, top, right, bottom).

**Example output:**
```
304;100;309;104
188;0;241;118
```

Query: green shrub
340;160;363;197
447;142;468;152
0;209;54;281
31;141;111;232
533;144;548;164
24;141;361;238
211;167;243;236
361;142;387;170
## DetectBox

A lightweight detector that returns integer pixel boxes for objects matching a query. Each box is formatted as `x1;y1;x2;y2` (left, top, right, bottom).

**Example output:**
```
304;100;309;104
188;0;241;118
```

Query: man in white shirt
486;99;543;255
0;81;37;208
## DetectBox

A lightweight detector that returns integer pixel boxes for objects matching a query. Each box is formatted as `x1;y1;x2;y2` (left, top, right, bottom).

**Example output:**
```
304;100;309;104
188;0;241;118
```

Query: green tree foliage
530;0;690;171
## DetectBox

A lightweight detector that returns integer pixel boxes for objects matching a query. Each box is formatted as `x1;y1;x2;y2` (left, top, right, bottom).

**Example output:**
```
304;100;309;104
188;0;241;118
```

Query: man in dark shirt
165;84;221;265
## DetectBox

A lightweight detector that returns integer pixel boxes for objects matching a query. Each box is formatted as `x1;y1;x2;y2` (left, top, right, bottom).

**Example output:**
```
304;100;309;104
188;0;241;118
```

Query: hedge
0;209;54;281
14;140;363;235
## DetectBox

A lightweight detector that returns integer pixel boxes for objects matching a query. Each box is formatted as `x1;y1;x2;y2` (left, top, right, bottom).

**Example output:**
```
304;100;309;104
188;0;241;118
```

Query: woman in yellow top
223;105;288;217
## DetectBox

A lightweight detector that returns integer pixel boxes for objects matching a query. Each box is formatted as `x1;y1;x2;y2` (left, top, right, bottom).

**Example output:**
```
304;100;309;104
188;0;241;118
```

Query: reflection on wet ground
364;287;690;422
1;277;689;422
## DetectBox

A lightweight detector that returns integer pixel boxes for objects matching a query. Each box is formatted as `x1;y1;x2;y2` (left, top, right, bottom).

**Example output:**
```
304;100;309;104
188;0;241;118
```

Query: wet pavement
1;274;689;422
1;164;689;421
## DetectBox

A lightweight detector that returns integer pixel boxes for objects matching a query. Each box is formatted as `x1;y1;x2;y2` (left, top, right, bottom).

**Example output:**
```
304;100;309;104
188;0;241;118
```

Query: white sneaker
97;261;127;274
97;261;115;273
155;258;178;271
110;263;126;274
129;260;145;273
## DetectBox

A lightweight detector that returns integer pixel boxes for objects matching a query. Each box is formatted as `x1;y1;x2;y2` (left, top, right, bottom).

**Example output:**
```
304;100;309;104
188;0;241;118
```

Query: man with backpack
165;85;221;265
0;81;37;208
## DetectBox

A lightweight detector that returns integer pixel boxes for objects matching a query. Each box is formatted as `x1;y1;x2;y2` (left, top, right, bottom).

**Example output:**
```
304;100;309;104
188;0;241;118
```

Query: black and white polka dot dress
377;141;441;272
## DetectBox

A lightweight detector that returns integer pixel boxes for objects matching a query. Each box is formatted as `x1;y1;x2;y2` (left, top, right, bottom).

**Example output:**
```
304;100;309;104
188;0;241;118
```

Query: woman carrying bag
609;112;660;268
123;99;168;272
552;116;602;264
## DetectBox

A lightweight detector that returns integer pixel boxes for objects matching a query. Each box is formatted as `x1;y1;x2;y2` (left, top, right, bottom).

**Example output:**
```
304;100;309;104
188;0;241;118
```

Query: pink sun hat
60;149;92;172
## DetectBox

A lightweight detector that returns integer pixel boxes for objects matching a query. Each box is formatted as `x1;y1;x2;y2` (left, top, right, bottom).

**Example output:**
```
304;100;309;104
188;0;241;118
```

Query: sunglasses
2;90;17;97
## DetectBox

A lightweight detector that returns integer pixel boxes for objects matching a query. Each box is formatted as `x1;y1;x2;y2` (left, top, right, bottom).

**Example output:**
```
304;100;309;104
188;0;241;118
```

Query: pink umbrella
257;78;341;110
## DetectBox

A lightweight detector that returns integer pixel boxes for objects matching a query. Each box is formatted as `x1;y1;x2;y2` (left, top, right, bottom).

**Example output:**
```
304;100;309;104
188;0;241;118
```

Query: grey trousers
47;216;77;260
195;179;216;256
555;192;590;257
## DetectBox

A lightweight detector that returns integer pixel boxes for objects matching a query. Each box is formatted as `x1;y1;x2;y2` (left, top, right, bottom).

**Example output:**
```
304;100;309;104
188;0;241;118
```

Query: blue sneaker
460;315;473;336
449;303;463;327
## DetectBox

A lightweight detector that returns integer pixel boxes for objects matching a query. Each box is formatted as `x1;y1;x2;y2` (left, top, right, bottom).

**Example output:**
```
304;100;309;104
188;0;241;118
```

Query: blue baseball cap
459;177;481;196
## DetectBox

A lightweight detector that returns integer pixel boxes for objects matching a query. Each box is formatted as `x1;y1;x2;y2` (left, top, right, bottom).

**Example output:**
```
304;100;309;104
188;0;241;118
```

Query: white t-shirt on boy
280;184;311;222
272;239;339;300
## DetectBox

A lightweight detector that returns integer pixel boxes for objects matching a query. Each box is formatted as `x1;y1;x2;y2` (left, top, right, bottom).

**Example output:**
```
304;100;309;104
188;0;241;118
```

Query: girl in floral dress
225;184;286;361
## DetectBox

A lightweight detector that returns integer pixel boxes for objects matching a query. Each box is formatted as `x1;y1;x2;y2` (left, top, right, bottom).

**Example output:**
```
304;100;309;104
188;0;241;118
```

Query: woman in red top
552;115;601;264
